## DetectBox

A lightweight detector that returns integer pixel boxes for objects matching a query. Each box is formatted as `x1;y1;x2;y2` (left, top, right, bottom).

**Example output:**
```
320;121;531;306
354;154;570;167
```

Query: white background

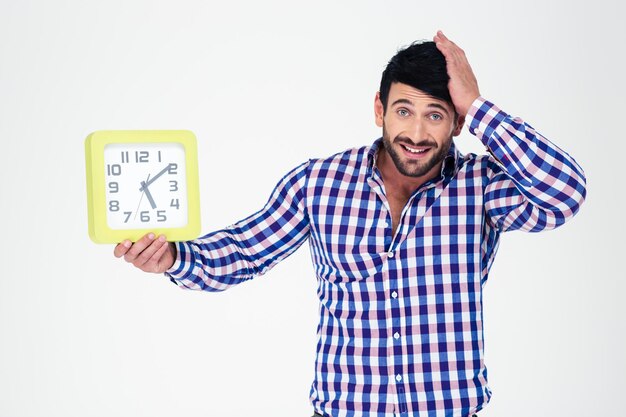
1;1;624;416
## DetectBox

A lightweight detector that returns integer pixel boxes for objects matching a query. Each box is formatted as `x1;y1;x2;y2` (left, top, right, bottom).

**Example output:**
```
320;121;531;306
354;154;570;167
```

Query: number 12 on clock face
85;131;201;244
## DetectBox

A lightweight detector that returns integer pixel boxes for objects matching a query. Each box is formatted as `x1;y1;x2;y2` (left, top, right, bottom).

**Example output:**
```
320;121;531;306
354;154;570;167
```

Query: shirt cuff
165;241;196;281
466;96;509;146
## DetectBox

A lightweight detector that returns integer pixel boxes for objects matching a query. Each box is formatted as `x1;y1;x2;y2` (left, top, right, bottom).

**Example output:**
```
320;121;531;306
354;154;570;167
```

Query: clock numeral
157;210;167;222
109;200;120;212
135;151;149;163
158;151;162;162
140;211;150;222
121;151;129;163
169;180;178;192
108;182;119;193
107;164;122;176
170;198;180;209
123;211;132;223
168;163;178;175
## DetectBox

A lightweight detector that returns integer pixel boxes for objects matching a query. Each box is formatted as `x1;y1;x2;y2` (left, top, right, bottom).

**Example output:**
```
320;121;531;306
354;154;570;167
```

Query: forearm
167;224;309;291
469;97;587;230
166;233;256;292
166;161;311;291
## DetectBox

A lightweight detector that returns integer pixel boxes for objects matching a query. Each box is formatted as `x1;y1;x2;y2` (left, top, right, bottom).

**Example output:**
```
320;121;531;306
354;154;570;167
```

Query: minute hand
139;163;175;191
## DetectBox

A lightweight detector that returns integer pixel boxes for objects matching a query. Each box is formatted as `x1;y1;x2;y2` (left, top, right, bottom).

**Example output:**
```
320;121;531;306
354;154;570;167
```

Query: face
375;82;463;179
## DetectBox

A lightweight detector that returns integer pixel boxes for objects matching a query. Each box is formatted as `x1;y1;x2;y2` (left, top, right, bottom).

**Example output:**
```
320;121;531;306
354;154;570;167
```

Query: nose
406;120;424;143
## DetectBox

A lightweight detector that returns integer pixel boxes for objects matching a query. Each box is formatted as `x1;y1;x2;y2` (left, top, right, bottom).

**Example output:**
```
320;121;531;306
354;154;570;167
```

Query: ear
374;92;384;127
452;114;465;137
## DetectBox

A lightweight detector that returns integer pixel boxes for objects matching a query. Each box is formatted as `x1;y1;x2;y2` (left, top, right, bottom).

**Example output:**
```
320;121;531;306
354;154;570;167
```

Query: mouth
400;143;432;159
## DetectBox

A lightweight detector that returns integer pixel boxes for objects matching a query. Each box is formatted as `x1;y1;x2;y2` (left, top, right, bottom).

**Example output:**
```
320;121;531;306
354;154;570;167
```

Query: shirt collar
367;137;460;179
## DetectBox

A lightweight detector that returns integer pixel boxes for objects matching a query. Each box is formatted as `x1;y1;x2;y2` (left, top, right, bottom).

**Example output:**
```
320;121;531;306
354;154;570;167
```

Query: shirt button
383;221;389;228
387;251;394;258
396;374;402;382
391;291;398;299
394;332;400;340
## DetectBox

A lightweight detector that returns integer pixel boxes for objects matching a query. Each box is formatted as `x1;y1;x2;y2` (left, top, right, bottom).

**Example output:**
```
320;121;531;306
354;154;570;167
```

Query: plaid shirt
167;97;586;417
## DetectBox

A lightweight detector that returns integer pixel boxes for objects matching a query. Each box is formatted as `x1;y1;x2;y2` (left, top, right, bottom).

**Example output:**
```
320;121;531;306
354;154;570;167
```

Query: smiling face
375;82;464;181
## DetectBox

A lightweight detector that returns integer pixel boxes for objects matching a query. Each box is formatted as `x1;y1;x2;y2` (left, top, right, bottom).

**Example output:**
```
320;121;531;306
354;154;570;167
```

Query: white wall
1;1;623;416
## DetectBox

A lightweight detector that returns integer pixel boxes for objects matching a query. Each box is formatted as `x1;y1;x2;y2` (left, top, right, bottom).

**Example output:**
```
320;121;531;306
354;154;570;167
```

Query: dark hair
379;40;451;112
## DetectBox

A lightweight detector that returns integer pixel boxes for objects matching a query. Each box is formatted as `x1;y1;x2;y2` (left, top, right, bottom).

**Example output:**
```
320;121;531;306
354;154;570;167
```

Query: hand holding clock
114;233;177;273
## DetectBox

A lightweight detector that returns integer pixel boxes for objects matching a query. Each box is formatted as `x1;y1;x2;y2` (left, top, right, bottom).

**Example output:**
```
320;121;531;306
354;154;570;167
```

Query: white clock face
103;143;188;230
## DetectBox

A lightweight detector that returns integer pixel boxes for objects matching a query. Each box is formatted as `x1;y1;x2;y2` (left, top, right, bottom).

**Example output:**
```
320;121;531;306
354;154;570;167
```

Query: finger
437;31;458;48
151;237;173;272
437;30;450;42
114;240;132;258
150;236;170;262
434;34;454;58
123;233;156;263
132;235;167;268
434;30;450;46
434;31;463;59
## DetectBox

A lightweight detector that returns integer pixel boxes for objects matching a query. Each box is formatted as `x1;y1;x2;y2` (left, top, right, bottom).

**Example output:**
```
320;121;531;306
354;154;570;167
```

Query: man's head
378;41;452;114
375;41;463;179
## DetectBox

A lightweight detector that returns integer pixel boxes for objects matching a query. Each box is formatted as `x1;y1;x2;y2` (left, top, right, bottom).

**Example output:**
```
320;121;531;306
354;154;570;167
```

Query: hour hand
140;181;157;209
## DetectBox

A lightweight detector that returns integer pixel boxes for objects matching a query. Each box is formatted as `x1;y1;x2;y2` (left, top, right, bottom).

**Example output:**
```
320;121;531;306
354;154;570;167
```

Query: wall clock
85;130;201;243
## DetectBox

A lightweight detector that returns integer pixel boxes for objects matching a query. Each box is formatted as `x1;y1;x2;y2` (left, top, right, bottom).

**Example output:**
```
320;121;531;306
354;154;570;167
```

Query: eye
428;113;443;121
396;108;410;117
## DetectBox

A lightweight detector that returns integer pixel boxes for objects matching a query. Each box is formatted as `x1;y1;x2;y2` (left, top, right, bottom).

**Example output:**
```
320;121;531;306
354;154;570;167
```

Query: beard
381;124;453;178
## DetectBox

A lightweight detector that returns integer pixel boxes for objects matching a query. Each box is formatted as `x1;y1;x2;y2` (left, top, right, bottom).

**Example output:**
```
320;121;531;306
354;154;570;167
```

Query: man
114;31;586;417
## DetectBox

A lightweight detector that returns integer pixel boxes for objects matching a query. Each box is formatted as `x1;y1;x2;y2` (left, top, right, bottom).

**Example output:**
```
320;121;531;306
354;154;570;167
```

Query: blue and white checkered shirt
167;97;586;417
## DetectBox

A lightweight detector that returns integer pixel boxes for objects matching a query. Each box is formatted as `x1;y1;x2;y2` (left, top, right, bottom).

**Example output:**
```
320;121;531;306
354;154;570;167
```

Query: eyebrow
390;98;451;116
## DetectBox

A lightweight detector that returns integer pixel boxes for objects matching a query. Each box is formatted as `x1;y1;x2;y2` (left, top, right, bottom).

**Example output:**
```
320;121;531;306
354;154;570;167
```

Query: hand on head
433;30;480;116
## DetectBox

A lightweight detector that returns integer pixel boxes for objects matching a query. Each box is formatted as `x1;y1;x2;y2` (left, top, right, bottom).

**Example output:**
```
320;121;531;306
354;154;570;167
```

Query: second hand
133;173;150;220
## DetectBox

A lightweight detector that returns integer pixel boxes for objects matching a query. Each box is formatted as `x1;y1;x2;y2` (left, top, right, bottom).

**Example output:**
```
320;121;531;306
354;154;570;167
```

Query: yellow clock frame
85;130;201;244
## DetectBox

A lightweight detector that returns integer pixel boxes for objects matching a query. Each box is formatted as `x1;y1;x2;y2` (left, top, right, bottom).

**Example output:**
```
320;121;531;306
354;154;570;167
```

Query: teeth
403;145;427;154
